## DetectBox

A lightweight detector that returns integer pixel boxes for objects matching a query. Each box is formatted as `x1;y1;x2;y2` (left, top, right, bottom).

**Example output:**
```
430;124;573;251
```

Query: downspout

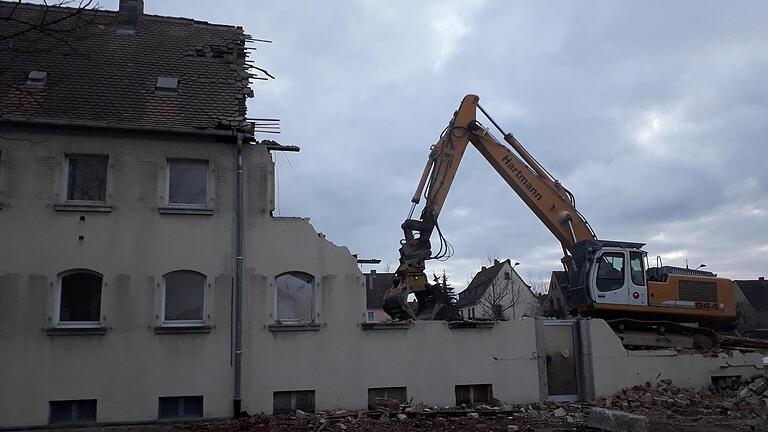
234;131;244;416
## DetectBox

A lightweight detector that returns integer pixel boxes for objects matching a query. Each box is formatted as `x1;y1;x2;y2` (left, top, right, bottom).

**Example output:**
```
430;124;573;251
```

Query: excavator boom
383;95;594;320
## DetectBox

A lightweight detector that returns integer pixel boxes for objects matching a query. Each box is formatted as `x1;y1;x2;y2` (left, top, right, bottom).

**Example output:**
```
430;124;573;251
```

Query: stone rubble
176;374;768;432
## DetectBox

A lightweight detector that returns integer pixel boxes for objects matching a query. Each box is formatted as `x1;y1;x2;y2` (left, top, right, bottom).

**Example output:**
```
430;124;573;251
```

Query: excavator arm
383;94;595;321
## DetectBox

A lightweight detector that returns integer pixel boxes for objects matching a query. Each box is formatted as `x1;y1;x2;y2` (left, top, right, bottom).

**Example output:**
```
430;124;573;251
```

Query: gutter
234;131;245;416
1;116;248;138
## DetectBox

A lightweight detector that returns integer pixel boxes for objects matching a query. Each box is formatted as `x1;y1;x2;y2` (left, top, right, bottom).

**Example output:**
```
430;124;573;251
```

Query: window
367;387;407;410
156;76;179;95
504;272;511;280
455;384;492;405
163;271;205;325
158;396;203;419
276;272;315;323
66;155;107;202
630;251;645;286
596;252;625;292
167;159;208;207
273;390;315;414
57;270;102;327
367;311;375;321
49;399;96;424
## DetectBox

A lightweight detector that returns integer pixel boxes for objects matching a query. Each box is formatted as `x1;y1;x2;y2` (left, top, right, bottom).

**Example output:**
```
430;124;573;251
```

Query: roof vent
155;76;178;95
27;70;48;85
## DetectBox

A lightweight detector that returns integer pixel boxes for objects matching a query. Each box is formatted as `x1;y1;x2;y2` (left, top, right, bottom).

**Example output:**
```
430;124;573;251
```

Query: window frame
49;399;97;425
274;271;316;324
161;270;207;327
629;251;646;286
63;154;109;204
596;252;626;293
165;158;210;208
55;269;103;328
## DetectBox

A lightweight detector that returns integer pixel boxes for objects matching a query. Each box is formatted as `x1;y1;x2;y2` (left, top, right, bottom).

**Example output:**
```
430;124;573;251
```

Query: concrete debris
587;407;648;432
177;376;768;432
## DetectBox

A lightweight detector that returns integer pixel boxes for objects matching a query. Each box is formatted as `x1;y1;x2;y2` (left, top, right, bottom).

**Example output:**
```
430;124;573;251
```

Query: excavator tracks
608;318;719;350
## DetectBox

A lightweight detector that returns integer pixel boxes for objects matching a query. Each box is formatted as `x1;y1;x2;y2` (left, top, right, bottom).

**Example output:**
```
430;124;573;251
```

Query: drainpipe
234;131;244;416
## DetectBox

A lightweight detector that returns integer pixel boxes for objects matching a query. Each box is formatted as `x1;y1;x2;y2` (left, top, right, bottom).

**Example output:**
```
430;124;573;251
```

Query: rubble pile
176;378;768;432
598;375;768;421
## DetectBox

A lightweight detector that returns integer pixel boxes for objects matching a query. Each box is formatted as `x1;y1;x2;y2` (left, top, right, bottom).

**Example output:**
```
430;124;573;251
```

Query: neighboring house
733;277;768;333
456;259;540;320
539;271;570;318
364;270;394;321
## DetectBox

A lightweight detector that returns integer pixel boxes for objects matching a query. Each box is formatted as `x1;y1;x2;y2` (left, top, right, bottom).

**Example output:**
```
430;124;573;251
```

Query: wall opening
273;390;315;414
158;395;204;419
49;399;97;424
455;384;493;405
367;387;407;409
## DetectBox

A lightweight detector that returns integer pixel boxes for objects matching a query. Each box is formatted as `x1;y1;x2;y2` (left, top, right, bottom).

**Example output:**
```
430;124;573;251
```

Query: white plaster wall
241;218;541;413
0;127;239;427
588;319;765;396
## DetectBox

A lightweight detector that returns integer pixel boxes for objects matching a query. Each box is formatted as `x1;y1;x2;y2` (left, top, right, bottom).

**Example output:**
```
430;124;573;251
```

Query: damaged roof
734;278;768;312
0;1;254;134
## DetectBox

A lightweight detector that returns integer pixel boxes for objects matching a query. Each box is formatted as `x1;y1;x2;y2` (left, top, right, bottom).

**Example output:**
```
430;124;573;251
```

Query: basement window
162;271;205;325
167;159;208;207
276;272;315;323
273;390;315;415
455;384;493;406
367;387;407;410
57;270;102;327
49;399;97;424
158;396;203;419
155;76;179;95
66;155;108;202
27;70;48;85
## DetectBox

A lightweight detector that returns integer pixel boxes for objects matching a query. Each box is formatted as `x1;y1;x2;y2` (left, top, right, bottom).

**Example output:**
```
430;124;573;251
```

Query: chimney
760;276;765;281
494;259;500;266
481;266;486;271
118;0;144;33
370;269;376;275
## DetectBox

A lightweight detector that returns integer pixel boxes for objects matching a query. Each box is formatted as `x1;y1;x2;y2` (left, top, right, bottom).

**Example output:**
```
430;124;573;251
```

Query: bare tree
478;272;519;320
1;1;101;112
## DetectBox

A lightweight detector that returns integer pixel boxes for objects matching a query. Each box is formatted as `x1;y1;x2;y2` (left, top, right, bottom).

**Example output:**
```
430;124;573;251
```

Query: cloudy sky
101;1;767;289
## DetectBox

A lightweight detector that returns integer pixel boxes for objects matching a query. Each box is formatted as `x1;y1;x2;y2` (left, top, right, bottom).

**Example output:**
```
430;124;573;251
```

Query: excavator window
630;251;645;286
596;252;625;292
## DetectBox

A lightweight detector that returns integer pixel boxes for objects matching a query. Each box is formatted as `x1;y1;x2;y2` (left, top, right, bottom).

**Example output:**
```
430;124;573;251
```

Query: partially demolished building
0;1;764;429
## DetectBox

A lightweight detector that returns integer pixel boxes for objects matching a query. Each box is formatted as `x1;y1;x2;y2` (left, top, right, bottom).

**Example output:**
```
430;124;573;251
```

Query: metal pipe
477;104;556;184
233;131;244;416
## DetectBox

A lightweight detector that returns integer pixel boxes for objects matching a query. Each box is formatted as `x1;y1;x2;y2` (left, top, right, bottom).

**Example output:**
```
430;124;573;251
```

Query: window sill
361;321;413;331
268;323;322;332
158;206;214;215
53;203;112;212
448;320;495;329
46;326;108;336
154;325;212;334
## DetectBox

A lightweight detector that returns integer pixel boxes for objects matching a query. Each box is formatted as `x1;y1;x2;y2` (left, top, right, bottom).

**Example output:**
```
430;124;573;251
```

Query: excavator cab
589;246;649;307
563;240;649;310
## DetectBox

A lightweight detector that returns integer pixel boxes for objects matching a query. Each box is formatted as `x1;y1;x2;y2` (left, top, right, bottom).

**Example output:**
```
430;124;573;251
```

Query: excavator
382;94;737;349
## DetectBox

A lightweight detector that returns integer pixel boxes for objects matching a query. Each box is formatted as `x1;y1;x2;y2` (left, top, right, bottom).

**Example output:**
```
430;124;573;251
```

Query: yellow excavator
382;94;736;349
